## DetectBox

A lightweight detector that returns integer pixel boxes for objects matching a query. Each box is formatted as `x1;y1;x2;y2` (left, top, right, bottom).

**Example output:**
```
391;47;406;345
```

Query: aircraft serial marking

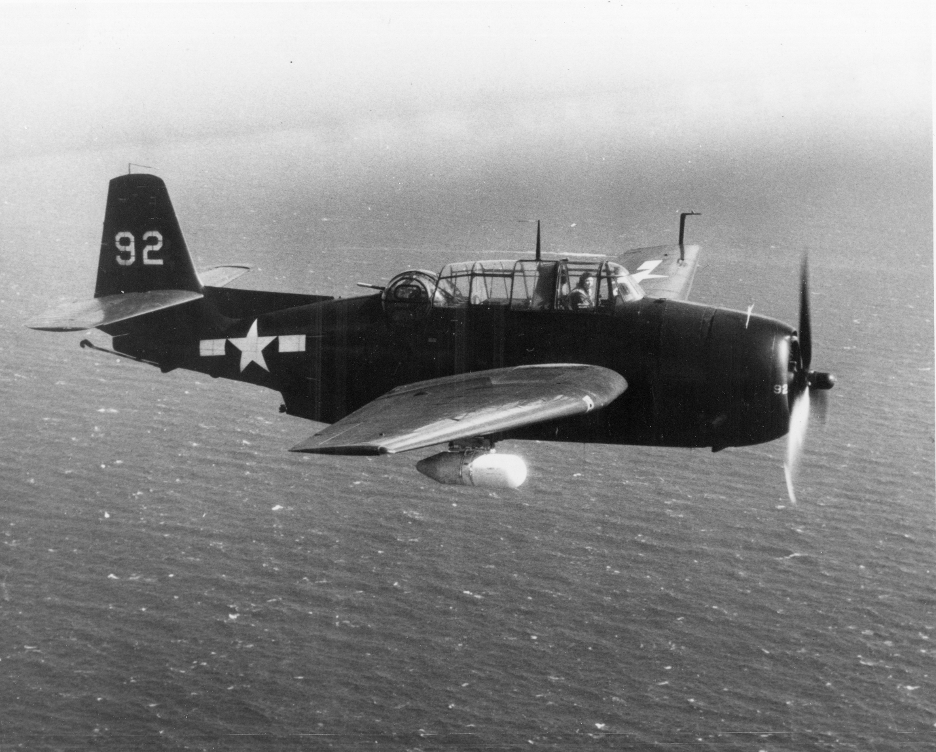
114;230;164;266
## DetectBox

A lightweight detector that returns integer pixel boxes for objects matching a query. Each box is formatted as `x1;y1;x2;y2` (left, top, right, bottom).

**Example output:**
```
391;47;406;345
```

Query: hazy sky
0;2;929;162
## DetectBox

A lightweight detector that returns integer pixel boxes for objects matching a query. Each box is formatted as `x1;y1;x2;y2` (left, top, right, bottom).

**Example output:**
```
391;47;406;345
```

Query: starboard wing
616;244;700;301
290;364;627;455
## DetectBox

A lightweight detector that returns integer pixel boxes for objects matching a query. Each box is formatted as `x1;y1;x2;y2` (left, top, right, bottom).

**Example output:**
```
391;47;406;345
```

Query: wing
616;244;700;301
291;364;627;455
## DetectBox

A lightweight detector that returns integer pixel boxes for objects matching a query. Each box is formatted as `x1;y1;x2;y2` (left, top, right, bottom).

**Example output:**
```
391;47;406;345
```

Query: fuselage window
469;261;512;306
510;261;559;310
434;263;472;308
434;261;513;308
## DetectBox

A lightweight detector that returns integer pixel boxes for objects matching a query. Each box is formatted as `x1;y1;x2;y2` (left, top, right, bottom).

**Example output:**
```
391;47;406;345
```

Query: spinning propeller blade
783;255;835;504
784;386;810;504
811;388;830;427
798;256;812;372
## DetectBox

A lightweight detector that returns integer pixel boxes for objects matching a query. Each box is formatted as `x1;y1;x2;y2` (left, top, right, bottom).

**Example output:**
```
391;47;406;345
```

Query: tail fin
95;174;202;298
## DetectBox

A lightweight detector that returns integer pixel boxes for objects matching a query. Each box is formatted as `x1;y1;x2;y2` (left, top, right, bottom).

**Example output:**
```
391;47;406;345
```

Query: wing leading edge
291;364;627;455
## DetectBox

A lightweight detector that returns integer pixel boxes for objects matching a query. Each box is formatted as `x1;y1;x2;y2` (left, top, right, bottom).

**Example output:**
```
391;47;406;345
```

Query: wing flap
617;244;700;301
291;364;627;455
27;290;203;332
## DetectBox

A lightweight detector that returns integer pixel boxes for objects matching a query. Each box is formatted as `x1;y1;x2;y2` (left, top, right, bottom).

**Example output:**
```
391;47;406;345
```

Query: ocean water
0;129;932;750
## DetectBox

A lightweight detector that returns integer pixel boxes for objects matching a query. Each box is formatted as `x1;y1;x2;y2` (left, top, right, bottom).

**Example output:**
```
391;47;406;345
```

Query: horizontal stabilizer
199;264;252;288
27;289;203;332
291;363;626;455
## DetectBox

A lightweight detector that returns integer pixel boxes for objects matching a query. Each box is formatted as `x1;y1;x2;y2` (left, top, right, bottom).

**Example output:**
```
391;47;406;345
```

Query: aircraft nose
704;309;794;449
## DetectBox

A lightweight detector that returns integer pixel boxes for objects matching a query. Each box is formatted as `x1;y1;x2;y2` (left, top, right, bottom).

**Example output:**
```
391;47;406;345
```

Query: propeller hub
808;371;836;390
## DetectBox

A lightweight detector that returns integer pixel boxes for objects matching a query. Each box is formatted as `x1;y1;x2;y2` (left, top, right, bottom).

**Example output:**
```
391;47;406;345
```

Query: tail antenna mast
535;220;541;261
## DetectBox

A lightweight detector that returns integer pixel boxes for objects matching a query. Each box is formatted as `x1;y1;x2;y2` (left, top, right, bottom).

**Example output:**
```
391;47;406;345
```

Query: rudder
94;174;201;298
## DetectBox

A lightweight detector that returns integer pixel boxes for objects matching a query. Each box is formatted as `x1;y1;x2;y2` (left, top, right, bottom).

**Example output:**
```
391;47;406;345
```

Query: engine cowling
416;450;528;488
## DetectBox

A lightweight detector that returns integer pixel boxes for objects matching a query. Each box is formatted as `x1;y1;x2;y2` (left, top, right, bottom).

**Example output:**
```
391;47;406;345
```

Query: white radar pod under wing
290;364;627;455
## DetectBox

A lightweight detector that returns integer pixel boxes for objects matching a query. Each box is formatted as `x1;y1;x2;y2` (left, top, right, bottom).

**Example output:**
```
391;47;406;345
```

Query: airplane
29;173;835;498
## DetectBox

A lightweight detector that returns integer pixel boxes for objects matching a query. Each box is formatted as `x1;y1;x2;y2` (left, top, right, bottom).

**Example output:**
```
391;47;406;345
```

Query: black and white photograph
1;2;932;749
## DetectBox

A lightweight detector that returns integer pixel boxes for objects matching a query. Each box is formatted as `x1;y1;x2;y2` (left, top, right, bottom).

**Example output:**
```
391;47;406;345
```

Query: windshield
605;261;643;302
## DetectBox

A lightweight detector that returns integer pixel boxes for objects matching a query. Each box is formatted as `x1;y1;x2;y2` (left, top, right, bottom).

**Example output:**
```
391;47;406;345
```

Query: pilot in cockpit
569;272;596;310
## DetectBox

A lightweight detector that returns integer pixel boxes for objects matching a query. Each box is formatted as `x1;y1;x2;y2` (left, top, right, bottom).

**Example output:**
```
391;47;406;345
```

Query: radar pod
784;255;836;503
416;449;528;488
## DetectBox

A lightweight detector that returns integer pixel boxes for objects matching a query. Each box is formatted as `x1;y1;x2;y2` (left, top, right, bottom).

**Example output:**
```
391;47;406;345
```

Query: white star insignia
228;320;276;372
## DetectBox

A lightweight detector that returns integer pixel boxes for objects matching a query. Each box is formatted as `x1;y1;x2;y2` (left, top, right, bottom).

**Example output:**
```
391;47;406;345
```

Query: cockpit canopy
382;258;644;322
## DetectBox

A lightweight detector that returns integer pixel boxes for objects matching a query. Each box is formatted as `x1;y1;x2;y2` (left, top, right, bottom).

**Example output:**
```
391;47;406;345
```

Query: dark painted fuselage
109;290;795;451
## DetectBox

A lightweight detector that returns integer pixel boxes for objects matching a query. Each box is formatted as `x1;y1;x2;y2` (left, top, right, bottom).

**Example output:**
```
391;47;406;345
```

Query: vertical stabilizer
94;174;202;298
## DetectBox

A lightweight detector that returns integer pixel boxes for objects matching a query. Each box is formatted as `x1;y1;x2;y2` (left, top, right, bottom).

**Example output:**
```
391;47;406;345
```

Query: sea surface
0;129;933;750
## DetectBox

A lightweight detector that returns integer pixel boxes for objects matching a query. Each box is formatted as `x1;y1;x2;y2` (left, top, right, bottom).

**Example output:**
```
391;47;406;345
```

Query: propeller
784;255;835;504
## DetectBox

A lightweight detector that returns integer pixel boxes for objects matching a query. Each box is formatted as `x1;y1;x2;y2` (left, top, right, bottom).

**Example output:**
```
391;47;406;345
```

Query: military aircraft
30;173;834;497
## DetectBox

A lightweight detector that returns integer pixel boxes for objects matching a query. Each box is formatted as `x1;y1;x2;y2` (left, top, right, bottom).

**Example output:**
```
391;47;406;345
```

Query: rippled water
1;135;932;749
